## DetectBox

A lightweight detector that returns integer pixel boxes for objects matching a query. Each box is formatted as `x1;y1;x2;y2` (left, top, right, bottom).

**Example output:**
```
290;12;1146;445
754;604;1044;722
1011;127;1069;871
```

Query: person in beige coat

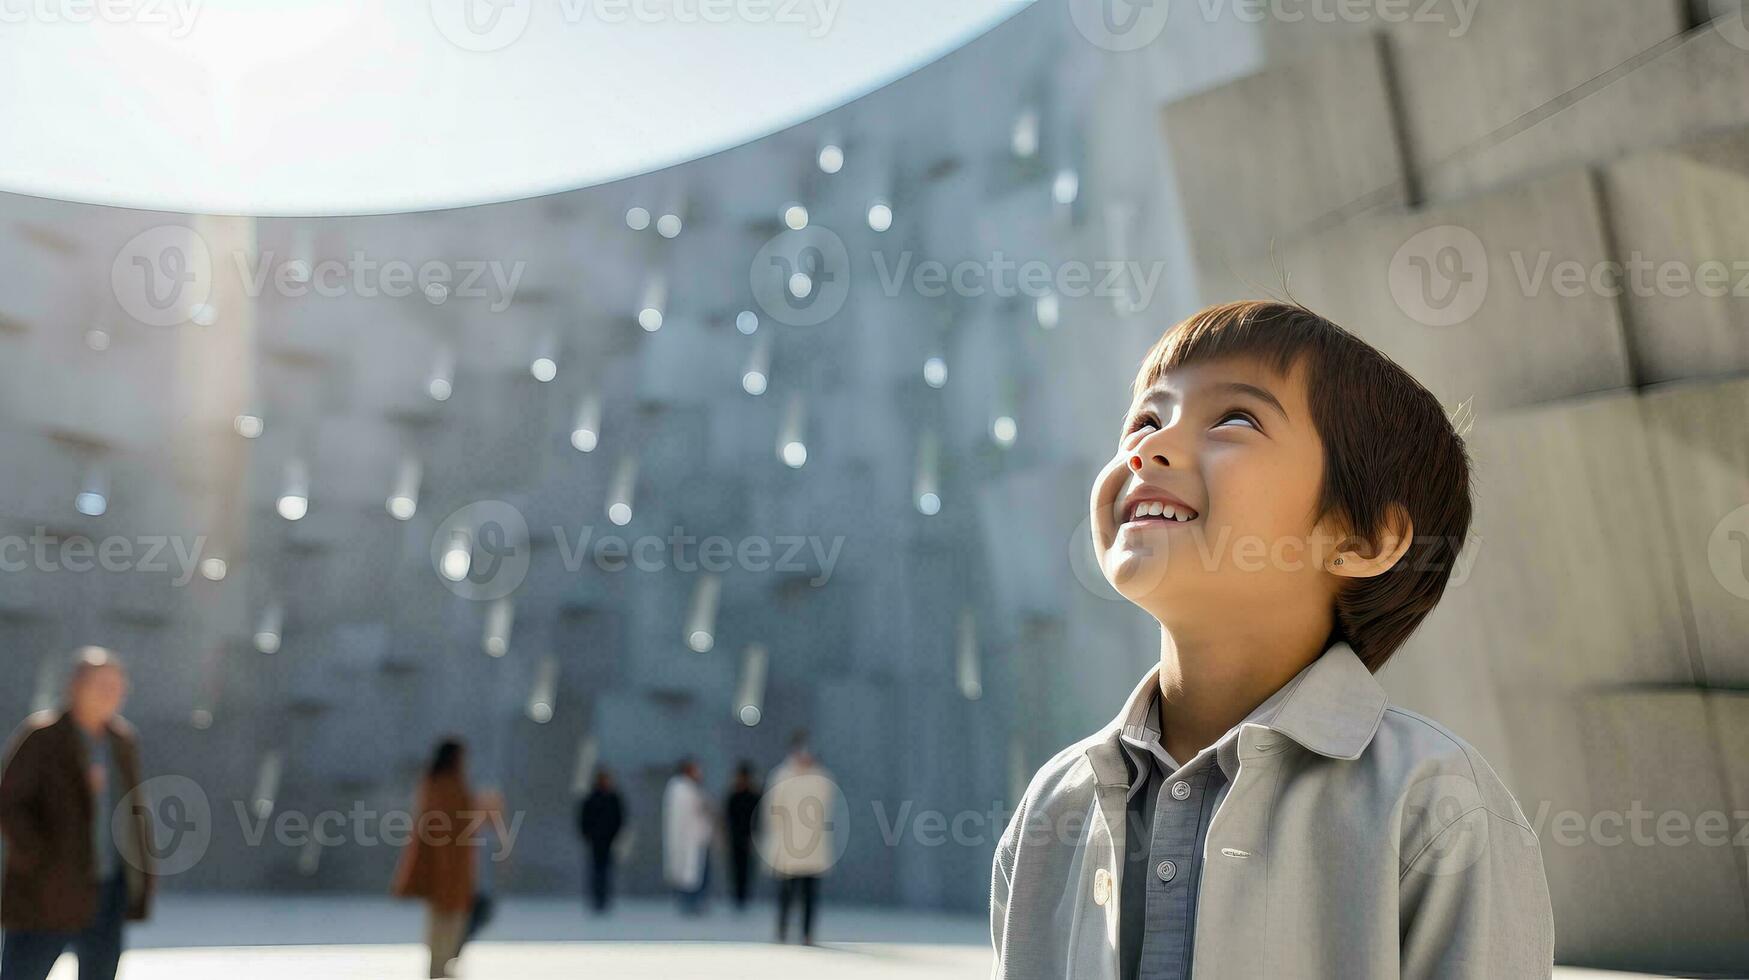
761;731;837;946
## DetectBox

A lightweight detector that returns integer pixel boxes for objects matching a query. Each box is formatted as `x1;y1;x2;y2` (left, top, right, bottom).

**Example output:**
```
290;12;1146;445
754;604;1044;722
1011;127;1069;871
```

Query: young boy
990;302;1554;979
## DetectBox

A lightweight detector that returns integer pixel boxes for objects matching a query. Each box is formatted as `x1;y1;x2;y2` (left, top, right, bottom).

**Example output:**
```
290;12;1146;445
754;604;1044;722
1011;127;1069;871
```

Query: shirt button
1170;780;1191;800
1093;867;1113;906
1157;859;1177;882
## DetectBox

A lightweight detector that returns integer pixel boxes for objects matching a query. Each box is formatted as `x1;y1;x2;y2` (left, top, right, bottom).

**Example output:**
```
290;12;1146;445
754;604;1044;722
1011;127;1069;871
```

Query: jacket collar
1087;640;1389;788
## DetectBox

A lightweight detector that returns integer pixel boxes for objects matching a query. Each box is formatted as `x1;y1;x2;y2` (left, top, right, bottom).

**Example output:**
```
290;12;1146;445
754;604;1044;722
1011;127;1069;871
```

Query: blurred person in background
662;757;713;916
392;738;483;979
576;768;625;915
0;647;152;980
724;761;762;913
763;731;836;946
463;788;506;944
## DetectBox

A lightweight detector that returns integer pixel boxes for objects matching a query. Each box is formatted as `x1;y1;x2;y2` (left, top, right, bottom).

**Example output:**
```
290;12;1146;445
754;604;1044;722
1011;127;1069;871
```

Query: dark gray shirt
78;726;118;881
1117;681;1291;980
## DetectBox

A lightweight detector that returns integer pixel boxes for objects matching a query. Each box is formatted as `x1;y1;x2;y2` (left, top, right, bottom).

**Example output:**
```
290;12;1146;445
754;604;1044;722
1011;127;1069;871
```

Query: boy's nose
1129;453;1167;471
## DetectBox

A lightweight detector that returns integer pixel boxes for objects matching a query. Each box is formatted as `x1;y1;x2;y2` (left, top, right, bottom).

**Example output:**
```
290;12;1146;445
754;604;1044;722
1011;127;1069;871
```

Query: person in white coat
761;732;837;945
662;758;713;915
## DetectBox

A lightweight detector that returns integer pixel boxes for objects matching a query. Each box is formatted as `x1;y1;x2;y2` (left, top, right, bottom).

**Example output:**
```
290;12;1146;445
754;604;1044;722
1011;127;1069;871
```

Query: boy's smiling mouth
1119;487;1201;527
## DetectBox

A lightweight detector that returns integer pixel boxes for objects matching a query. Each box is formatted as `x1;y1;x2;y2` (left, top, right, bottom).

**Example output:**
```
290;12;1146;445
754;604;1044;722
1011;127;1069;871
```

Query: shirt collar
1089;640;1388;789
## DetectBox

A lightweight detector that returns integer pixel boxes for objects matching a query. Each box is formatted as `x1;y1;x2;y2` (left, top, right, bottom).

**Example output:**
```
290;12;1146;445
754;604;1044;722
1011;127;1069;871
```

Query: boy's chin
1101;549;1178;601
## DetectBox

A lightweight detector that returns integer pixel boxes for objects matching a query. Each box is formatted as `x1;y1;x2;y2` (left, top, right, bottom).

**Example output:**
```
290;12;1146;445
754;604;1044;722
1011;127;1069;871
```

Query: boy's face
1091;353;1342;623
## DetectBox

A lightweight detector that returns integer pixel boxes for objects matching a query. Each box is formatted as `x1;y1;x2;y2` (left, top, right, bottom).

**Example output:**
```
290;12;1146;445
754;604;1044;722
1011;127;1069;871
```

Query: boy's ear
1329;502;1414;579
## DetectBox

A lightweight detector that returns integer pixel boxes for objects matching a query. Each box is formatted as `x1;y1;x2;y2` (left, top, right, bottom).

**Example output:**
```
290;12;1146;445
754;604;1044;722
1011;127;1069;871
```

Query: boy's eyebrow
1214;381;1290;422
1134;380;1291;423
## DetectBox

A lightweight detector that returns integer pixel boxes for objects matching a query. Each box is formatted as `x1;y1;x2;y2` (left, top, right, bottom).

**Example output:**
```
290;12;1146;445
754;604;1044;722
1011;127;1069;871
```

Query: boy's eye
1214;410;1260;430
1124;414;1161;439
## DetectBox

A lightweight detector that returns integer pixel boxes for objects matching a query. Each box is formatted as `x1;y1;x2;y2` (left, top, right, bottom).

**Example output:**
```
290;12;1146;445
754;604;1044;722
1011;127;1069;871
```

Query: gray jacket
990;641;1554;979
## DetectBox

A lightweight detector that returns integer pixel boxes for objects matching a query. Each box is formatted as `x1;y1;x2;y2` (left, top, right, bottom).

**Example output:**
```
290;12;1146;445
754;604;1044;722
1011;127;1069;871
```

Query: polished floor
37;896;1700;979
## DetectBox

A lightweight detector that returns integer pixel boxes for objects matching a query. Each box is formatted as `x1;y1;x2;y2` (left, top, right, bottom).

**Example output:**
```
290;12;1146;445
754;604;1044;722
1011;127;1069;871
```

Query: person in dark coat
0;647;154;980
724;761;762;912
576;769;625;914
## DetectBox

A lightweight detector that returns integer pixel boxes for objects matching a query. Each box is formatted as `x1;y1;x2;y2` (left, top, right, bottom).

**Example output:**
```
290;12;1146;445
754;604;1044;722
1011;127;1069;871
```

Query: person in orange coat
392;739;480;979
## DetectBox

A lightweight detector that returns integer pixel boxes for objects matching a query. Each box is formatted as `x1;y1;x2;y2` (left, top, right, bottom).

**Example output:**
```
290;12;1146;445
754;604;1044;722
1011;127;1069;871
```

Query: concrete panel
1390;0;1684;183
1162;33;1407;273
1562;690;1749;972
1201;169;1632;410
1600;127;1749;384
1376;564;1521;791
1466;393;1696;691
1639;377;1749;687
1425;25;1749;201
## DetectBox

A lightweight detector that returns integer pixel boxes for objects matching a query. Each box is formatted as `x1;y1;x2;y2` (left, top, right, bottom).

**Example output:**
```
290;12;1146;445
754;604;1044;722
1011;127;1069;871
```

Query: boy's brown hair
1133;300;1472;672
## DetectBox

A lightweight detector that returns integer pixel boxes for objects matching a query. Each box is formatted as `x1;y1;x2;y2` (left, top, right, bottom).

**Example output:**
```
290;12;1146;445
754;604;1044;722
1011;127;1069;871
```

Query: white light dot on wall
254;603;283;655
656;213;682;238
1011;110;1039;158
735;643;768;728
483;598;514;658
992;415;1018;447
782;441;808;468
625;206;651;231
191;708;213;730
818;144;844;174
387;495;416;521
85;329;110;351
783;204;809;231
277;460;310;522
923;356;948;389
530;356;558;383
233;414;264;439
735;310;759;335
199;557;228;581
570;428;598;453
529;701;553;724
189;303;218;327
788;272;812;299
867;201;893;232
440;531;471;582
1036;292;1060;329
74;491;107;517
423;282;449;304
686;574;721;653
918;492;941;516
742;370;768;396
637;308;663;331
606;454;638;527
428;348;455;402
1053;169;1080;206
